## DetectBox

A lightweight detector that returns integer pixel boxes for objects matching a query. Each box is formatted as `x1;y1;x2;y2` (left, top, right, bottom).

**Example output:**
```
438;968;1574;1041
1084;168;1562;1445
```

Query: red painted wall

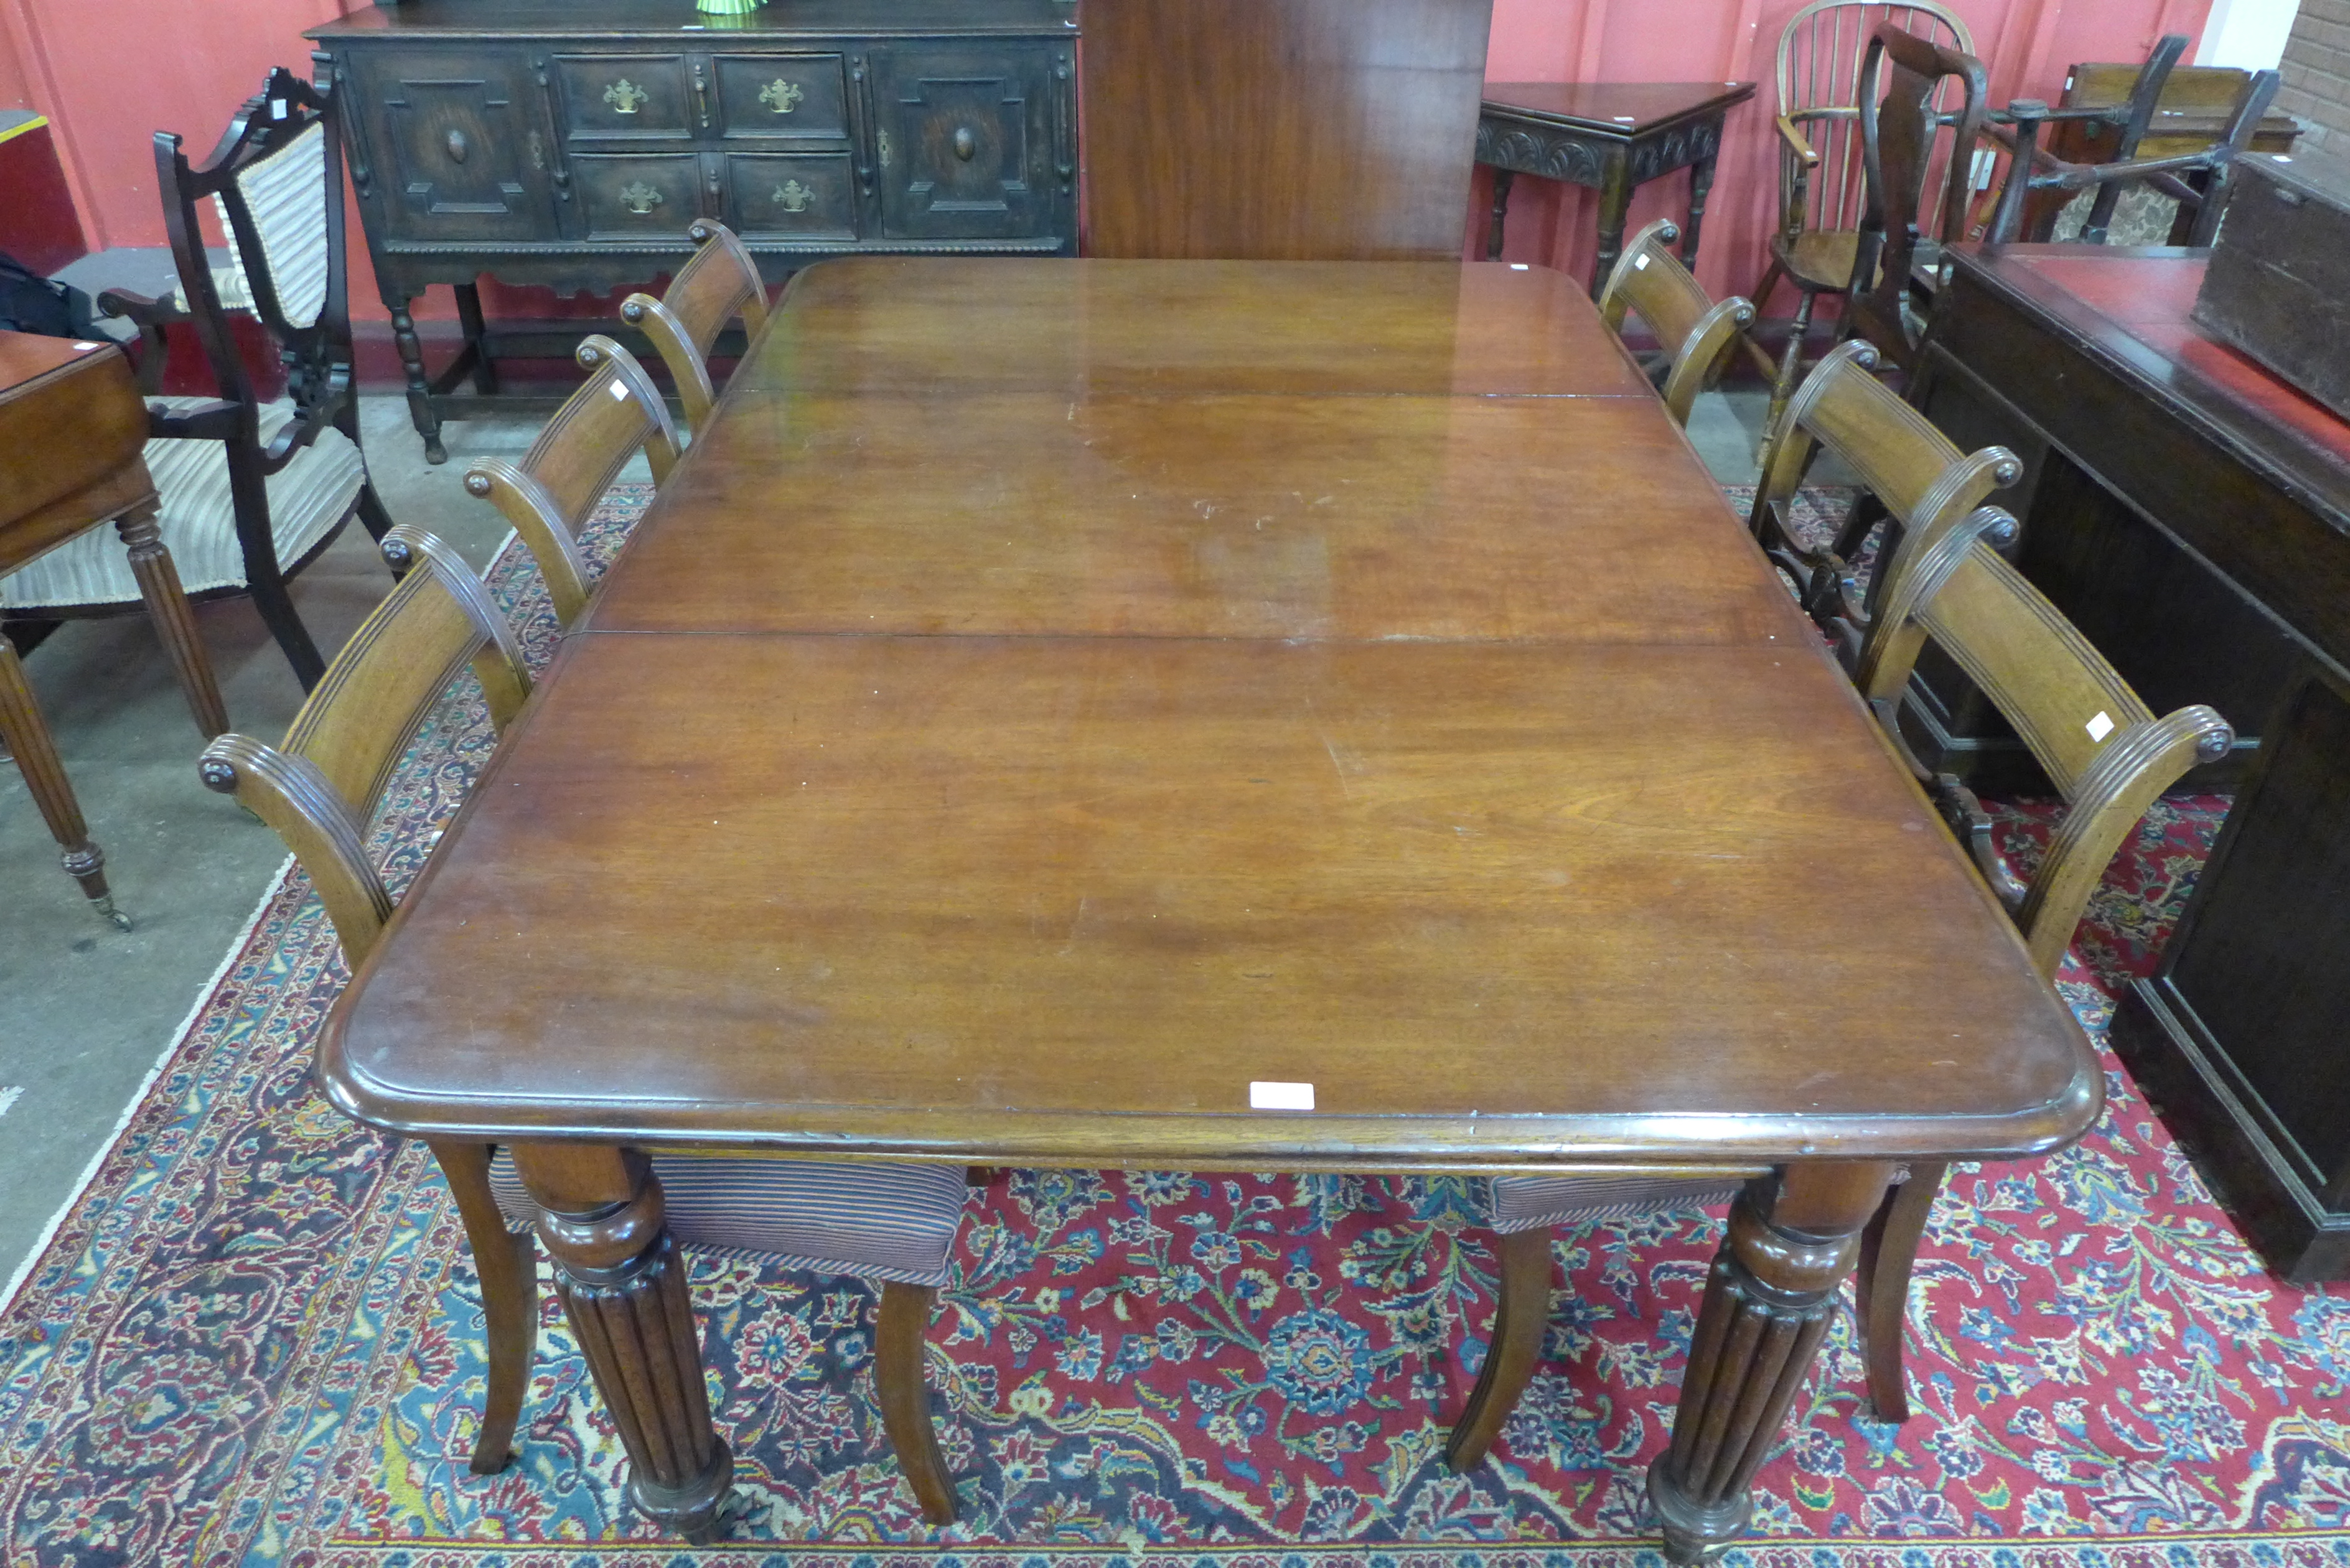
4;0;2214;328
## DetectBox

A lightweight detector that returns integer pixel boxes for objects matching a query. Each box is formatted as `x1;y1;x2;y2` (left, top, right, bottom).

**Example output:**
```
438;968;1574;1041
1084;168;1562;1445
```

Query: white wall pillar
2199;0;2302;68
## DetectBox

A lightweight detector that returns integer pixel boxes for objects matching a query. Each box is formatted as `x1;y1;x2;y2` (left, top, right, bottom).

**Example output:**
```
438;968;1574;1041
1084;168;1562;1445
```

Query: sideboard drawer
356;49;559;243
715;54;848;140
573;152;704;236
723;152;858;240
556;54;693;140
871;45;1056;241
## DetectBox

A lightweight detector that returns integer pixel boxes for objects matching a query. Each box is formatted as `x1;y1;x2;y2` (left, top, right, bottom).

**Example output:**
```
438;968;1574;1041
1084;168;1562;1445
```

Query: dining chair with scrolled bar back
462;335;681;631
1754;0;1973;446
619;221;770;440
1749;338;2019;657
1596;218;1756;429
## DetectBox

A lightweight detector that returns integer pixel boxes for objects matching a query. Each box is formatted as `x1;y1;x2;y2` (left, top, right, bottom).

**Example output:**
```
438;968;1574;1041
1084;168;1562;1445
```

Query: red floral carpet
2;489;2346;1567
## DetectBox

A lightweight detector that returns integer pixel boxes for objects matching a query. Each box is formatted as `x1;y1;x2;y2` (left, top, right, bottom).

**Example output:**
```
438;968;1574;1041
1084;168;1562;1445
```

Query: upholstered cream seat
1;397;363;610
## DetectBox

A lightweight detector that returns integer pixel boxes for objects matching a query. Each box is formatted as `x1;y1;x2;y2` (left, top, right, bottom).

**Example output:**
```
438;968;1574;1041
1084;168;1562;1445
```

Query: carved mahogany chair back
1596;219;1756;428
1749;340;2018;650
1753;1;1972;444
1079;0;1495;259
463;335;681;628
1849;23;1987;368
619;220;770;437
2;63;393;691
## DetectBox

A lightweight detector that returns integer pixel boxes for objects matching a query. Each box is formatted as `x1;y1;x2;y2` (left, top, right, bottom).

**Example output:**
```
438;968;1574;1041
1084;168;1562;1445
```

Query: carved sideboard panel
311;0;1080;459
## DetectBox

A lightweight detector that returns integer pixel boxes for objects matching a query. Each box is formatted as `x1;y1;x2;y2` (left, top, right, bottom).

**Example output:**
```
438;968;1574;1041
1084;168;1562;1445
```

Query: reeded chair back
199;525;531;964
1749;340;2019;650
1841;506;2230;1422
1856;508;2234;975
1849;23;1987;368
619;220;769;437
1596;219;1756;428
462;335;680;628
1756;0;1972;437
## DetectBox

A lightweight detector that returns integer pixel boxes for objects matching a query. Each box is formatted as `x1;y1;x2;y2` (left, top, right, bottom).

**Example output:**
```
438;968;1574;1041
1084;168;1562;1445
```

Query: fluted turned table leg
0;640;126;929
115;498;228;739
1649;1161;1896;1564
512;1144;733;1542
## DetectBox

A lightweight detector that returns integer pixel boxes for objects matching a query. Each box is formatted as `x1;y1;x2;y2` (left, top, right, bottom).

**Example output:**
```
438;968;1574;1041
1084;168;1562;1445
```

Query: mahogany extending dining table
319;258;2098;1561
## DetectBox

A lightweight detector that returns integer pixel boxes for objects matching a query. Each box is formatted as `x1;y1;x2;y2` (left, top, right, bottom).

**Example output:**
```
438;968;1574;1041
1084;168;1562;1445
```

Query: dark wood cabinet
1911;244;2350;1282
309;0;1079;460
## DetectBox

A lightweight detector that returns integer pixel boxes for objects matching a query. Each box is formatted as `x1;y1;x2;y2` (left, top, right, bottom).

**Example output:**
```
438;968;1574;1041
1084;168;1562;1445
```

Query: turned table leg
1649;1161;1896;1563
512;1143;733;1541
1486;167;1516;262
0;640;126;928
115;498;228;739
1591;147;1635;301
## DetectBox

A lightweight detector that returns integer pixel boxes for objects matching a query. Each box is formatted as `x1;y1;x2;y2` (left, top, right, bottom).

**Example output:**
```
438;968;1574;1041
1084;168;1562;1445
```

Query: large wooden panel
329;634;2088;1165
589;391;1800;644
761;258;1656;396
1078;0;1493;260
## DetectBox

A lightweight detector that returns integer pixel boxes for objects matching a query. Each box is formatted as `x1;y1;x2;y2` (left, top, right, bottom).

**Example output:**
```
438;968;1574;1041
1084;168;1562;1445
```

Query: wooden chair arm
200;733;391;964
148;399;241;441
1776;114;1820;167
98;288;187;396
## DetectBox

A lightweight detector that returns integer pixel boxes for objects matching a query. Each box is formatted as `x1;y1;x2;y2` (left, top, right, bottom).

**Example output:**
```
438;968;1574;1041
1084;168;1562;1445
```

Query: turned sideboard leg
1649;1161;1895;1564
512;1143;733;1542
386;291;446;465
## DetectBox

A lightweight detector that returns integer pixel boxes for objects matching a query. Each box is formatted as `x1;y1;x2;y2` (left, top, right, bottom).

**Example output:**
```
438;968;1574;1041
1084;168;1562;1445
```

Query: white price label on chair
2086;711;2114;742
609;380;631;401
1249;1081;1314;1110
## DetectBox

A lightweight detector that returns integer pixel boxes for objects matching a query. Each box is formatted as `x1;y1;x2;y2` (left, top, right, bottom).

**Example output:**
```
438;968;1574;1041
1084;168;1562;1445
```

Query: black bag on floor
0;250;101;338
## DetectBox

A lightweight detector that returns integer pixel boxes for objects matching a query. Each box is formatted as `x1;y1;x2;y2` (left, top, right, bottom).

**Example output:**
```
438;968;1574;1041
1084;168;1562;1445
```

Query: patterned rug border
290;1534;2350;1567
0;849;296;1315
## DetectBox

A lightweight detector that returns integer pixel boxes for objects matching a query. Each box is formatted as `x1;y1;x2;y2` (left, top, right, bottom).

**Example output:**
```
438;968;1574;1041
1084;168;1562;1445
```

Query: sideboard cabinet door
355;50;559;243
869;45;1056;240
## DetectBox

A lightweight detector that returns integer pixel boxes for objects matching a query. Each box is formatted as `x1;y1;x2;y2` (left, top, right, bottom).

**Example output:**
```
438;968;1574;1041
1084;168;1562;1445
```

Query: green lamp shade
696;0;764;12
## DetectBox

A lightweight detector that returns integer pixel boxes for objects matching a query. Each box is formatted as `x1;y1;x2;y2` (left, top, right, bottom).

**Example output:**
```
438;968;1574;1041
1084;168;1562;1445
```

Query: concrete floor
0;380;1774;1292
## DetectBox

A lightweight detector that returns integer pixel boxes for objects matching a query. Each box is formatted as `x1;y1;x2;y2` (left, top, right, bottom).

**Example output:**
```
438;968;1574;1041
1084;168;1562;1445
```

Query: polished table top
322;258;2095;1172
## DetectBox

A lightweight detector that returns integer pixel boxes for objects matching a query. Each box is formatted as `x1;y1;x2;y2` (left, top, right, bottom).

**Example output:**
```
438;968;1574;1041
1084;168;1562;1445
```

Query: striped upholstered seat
485;1150;968;1287
1482;1172;1744;1234
1;397;363;610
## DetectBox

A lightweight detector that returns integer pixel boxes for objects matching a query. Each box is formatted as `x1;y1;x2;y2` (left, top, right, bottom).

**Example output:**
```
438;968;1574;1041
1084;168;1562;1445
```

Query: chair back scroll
198;525;533;966
463;336;680;628
1596;220;1755;429
619;221;770;437
1751;340;2019;645
1855;510;2232;976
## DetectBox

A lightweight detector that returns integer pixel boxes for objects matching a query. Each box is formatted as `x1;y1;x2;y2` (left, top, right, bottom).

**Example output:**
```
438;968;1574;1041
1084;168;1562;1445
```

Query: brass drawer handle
953;126;975;161
618;180;663;215
760;79;804;113
775;180;814;212
604;79;648;114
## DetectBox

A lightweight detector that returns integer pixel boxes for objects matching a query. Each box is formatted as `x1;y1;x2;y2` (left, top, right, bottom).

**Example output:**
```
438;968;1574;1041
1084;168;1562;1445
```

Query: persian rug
3;486;2346;1568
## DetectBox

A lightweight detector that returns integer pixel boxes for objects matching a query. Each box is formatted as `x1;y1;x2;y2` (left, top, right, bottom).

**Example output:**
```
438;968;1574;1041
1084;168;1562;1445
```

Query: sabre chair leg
1856;1162;1944;1425
0;642;127;930
431;1140;540;1473
1446;1226;1553;1472
876;1281;957;1524
1761;286;1820;462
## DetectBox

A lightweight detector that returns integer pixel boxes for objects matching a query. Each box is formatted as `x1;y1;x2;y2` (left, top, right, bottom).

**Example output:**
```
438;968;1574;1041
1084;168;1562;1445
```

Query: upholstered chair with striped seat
200;526;971;1523
619;221;770;439
5;65;393;691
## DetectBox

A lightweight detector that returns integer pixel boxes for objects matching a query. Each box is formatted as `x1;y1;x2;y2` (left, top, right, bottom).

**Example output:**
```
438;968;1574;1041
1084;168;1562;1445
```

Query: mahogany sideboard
307;0;1079;462
1909;244;2350;1281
